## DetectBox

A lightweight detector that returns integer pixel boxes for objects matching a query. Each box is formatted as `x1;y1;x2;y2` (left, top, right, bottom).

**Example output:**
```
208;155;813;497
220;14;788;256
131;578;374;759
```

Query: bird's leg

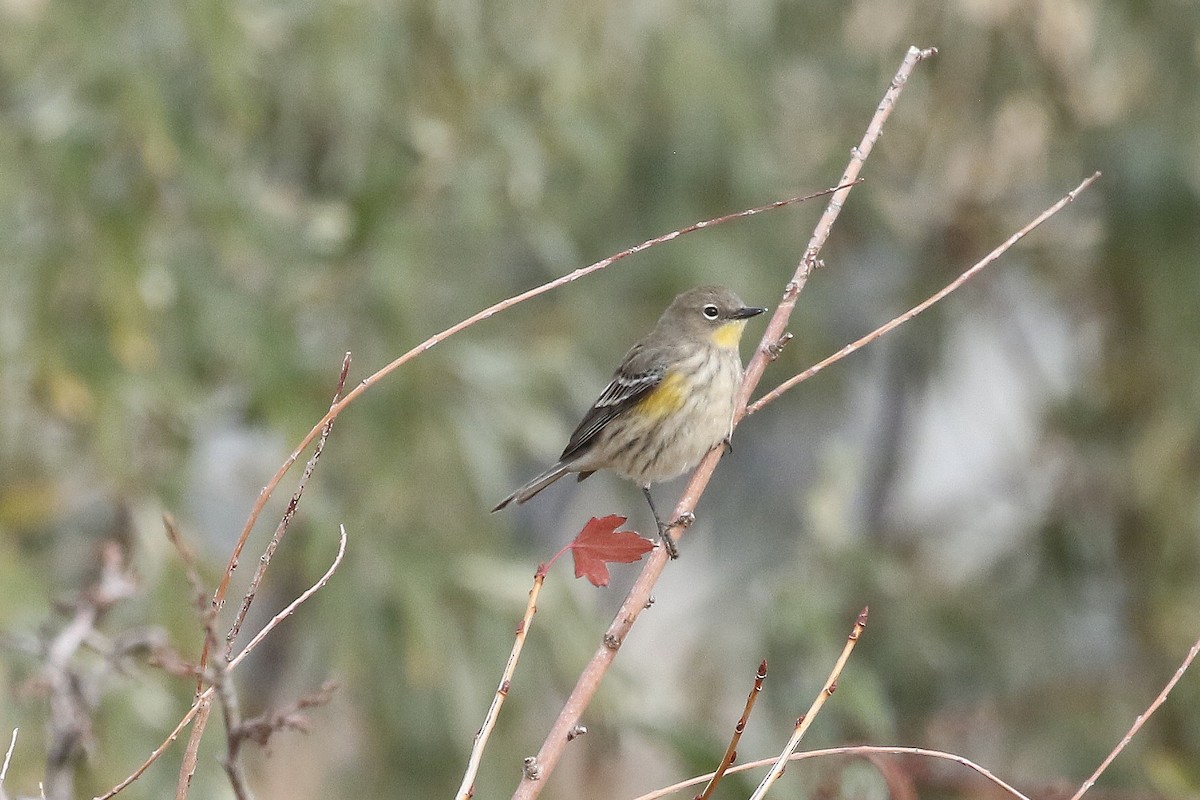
721;436;733;456
642;485;682;559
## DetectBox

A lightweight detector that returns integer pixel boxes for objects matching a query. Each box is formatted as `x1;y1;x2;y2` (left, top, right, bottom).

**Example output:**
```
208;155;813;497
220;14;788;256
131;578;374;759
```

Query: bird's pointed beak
730;305;767;320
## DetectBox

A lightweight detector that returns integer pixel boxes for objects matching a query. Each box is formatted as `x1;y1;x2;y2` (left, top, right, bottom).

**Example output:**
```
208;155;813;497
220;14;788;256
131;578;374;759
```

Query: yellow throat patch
711;320;747;349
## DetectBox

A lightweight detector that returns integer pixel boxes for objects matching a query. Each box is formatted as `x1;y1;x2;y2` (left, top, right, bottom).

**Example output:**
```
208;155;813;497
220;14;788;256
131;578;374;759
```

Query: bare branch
748;607;868;800
747;171;1103;416
96;525;348;800
226;353;352;657
41;540;138;800
634;744;1031;800
1068;631;1200;800
232;682;339;750
509;45;935;800
694;660;767;800
1;728;17;800
178;356;350;800
456;565;550;800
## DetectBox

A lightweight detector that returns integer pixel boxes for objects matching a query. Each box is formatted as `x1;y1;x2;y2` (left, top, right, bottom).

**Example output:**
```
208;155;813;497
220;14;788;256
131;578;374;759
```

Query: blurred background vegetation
2;0;1199;798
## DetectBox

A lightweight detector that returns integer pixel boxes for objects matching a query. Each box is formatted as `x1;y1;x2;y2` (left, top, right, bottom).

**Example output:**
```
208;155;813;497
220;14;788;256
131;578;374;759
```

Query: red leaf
570;515;655;587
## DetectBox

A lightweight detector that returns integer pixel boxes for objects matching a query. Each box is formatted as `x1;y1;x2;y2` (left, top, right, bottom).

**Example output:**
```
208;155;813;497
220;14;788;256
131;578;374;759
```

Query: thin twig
162;515;208;610
207;185;848;641
1068;631;1200;800
166;513;224;800
214;650;252;800
748;607;867;800
179;356;351;800
455;564;551;800
694;660;767;800
233;682;339;748
746;171;1103;416
95;525;348;800
226;352;352;658
1;728;17;800
633;744;1031;800
510;46;934;800
227;525;347;672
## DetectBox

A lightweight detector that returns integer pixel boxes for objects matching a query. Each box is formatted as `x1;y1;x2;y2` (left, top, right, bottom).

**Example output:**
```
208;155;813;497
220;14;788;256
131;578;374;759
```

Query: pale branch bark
747;171;1102;416
634;745;1033;800
1068;631;1200;800
747;608;867;800
508;45;936;800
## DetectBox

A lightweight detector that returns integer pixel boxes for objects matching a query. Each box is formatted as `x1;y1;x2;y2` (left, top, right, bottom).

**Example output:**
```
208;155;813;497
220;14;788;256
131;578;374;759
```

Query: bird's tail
492;463;571;512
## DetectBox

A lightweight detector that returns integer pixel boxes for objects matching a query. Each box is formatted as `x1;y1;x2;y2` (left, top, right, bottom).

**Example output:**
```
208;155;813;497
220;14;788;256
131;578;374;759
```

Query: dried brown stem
162;514;208;611
509;46;934;800
1068;631;1200;800
214;652;252;800
455;566;551;800
634;744;1031;800
746;170;1103;416
96;525;347;800
748;607;867;800
176;356;350;799
232;682;339;748
694;659;767;800
225;352;352;658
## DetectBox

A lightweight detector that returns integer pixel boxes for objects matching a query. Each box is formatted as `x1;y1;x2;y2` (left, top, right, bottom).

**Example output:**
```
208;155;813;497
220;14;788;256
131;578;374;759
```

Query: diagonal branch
455;564;551;800
694;660;768;800
747;171;1103;416
509;45;937;800
1067;631;1200;800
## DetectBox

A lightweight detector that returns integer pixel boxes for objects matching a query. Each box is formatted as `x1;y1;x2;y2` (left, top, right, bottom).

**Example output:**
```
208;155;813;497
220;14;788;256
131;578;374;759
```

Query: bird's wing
559;346;665;464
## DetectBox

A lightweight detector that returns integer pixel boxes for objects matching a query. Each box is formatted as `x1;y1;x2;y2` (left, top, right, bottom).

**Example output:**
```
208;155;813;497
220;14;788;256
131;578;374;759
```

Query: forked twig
746;171;1103;416
226;352;352;657
748;608;868;800
178;355;349;799
95;525;348;800
694;660;767;800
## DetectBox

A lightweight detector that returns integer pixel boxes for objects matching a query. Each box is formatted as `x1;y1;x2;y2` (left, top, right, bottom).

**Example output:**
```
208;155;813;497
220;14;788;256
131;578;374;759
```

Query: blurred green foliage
2;0;1200;798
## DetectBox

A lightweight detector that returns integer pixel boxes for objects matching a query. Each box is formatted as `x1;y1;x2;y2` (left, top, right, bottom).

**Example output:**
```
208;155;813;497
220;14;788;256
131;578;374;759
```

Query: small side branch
694;659;767;800
95;525;347;800
748;607;868;800
747;171;1102;416
1067;631;1200;800
455;566;550;800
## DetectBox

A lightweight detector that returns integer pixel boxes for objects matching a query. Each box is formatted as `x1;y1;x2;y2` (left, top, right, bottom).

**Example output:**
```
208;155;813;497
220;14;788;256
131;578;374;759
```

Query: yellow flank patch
711;320;746;349
637;370;688;419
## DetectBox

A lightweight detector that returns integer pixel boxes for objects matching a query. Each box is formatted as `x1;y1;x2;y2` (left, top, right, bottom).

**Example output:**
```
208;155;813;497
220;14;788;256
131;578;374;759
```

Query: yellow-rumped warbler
493;285;766;557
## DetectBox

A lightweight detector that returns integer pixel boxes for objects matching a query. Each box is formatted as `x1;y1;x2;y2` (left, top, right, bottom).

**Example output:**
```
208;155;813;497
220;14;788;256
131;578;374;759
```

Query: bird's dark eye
702;304;720;320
